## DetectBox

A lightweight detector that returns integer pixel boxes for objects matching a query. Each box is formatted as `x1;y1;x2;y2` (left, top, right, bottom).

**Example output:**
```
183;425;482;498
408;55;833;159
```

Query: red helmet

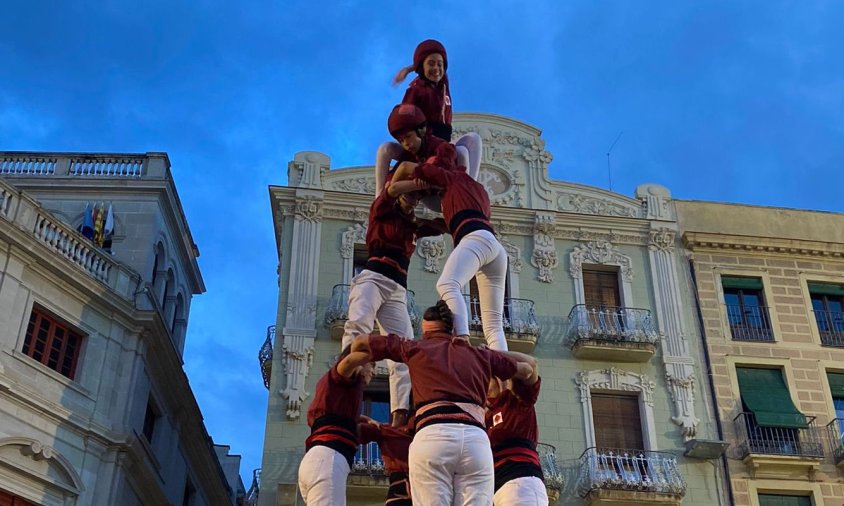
388;104;427;138
413;39;448;74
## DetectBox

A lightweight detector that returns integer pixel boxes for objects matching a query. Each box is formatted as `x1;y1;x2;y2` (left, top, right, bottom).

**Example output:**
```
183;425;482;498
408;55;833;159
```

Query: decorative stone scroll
531;212;558;283
417;237;446;273
649;228;676;253
569;241;633;282
557;193;638;218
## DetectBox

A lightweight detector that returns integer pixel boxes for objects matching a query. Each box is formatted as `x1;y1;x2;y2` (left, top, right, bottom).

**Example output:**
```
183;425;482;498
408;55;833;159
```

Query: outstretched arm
503;351;539;385
337;351;372;378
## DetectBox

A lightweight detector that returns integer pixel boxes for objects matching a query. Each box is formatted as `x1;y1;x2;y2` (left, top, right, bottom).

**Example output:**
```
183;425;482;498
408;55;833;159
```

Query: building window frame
21;305;85;380
576;368;658;451
724;356;801;423
799;273;844;347
715;268;780;342
569;242;635;308
747;479;822;506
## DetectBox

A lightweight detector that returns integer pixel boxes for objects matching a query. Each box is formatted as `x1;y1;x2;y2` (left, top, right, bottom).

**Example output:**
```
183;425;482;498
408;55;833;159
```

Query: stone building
677;201;844;506
257;113;728;505
0;152;234;505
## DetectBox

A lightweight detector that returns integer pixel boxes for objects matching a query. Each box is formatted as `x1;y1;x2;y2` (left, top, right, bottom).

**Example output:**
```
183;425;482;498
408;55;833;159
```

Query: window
757;494;811;506
591;393;644;450
583;268;621;309
143;400;159;443
352;245;368;278
361;380;390;422
809;282;844;346
735;367;817;457
722;276;772;341
22;307;83;379
0;489;39;506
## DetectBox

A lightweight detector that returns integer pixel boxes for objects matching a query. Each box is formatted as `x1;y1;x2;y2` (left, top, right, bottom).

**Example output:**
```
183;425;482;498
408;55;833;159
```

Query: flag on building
81;203;94;239
93;202;105;246
103;204;114;252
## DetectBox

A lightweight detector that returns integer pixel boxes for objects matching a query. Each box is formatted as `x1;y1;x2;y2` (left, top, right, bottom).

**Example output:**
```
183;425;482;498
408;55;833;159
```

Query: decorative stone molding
576;368;658;449
557;193;638;218
279;333;315;419
323;206;369;222
531;213;558;283
417;237;445;273
288;151;330;189
569;241;633;282
0;437;84;495
665;370;700;438
499;236;523;274
330;176;376;195
340;224;367;259
636;184;673;221
522;138;553;169
649;228;676;253
292;197;323;223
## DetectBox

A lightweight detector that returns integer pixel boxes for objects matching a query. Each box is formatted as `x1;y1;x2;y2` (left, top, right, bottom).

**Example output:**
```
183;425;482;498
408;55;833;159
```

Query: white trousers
493;476;549;506
409;424;494;505
297;445;350;505
341;269;414;412
438;230;508;350
454;132;482;180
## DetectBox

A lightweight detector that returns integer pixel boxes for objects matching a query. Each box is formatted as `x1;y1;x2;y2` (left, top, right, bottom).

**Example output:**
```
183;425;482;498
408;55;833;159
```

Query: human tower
297;40;549;506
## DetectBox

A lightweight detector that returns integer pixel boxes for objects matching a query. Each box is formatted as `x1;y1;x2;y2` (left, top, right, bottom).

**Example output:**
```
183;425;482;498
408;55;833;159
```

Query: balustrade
576;447;686;498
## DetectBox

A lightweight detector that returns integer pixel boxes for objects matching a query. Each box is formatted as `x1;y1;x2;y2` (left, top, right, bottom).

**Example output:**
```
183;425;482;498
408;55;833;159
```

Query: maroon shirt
402;76;452;141
394;132;446;167
368;332;518;408
413;155;494;245
305;364;366;465
364;191;444;288
486;377;542;446
358;422;412;474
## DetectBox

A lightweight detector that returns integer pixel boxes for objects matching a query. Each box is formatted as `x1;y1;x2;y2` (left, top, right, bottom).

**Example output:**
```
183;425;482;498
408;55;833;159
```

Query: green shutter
808;282;844;297
828;373;844;399
758;494;812;506
736;367;808;429
722;276;764;290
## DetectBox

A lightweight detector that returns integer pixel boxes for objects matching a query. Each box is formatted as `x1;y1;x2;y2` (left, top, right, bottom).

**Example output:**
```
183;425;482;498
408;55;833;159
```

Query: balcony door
0;490;40;506
591;393;647;483
583;268;621;310
809;282;844;346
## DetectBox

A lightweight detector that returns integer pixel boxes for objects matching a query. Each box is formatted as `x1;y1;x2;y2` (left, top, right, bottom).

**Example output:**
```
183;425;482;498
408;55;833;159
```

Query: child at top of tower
393;39;452;142
375;40;482;199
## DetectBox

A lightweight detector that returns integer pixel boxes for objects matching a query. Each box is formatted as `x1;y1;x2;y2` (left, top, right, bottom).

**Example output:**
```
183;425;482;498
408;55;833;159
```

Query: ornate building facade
258;113;727;505
0;152;235;505
677;201;844;506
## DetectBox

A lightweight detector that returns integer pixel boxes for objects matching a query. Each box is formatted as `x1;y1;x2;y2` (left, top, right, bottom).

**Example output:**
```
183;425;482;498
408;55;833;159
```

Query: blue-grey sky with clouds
3;0;843;486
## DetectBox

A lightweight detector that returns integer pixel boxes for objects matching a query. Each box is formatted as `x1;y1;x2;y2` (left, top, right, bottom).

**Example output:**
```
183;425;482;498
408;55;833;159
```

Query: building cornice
683;231;844;258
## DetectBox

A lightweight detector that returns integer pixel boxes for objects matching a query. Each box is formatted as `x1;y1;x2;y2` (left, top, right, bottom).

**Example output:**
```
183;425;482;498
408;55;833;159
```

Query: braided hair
422;300;454;334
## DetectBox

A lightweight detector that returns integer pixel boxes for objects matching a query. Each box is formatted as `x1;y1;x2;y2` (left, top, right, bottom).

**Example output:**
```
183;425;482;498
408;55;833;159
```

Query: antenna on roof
606;131;623;192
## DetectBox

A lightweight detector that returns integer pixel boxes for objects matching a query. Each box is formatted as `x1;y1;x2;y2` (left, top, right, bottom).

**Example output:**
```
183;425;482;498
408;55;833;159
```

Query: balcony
325;284;420;341
567;305;659;362
576;447;685;505
726;304;774;341
813;309;844;347
465;295;541;352
826;419;844;467
538;443;564;503
734;412;823;479
259;326;275;390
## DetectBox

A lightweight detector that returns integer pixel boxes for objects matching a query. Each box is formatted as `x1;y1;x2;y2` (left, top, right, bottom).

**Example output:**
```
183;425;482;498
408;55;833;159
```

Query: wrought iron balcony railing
245;468;260;506
576;447;686;498
813;309;844;347
464;295;541;339
725;304;774;341
325;284;420;332
566;305;659;344
351;441;386;475
537;443;564;491
733;412;824;459
826;418;844;464
259;325;275;390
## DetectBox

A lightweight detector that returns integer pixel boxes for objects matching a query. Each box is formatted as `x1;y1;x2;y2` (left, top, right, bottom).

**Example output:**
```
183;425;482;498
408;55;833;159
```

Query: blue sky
3;0;843;487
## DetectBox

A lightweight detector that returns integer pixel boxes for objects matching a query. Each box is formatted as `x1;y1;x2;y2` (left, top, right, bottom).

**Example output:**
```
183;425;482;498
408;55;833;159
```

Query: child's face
422;53;444;83
397;129;423;154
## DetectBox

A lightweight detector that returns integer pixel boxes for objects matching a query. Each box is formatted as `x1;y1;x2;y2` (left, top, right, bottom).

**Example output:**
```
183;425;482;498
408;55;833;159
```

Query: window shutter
721;276;764;290
591;393;644;450
808;282;844;297
736;367;808;428
828;373;844;399
583;269;621;308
